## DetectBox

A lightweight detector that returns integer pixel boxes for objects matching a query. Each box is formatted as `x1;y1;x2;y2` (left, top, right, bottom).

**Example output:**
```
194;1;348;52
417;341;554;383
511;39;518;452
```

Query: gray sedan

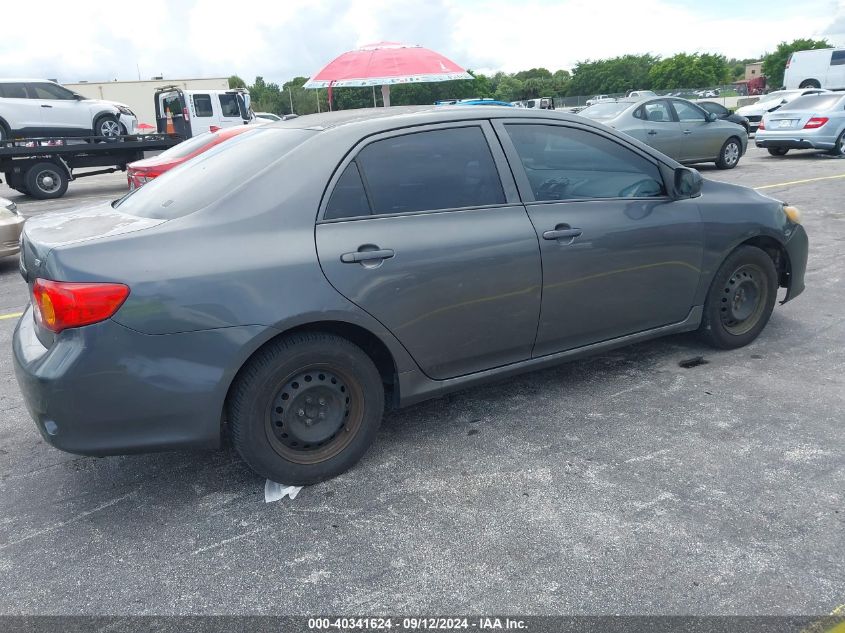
13;107;807;484
755;92;845;157
579;97;748;169
0;197;24;257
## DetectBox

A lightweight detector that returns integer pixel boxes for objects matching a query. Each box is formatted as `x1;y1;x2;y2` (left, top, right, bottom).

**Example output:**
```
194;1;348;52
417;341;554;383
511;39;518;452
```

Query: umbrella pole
381;84;391;107
372;86;377;107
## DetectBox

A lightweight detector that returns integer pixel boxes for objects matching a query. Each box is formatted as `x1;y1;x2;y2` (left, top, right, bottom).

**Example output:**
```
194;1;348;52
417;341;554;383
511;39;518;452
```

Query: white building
63;78;230;127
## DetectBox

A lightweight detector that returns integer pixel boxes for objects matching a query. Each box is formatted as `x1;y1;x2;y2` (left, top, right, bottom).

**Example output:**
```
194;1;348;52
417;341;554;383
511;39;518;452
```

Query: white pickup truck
154;86;264;138
585;94;616;106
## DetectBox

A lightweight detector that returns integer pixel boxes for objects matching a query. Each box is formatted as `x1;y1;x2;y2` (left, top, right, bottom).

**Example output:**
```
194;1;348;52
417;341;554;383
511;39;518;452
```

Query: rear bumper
755;133;835;151
13;308;267;456
783;224;808;303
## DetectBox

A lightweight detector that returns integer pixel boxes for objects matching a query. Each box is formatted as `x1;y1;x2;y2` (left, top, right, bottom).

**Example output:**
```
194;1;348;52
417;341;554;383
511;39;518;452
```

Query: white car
784;48;845;90
586;94;615;106
628;90;657;99
254;111;282;122
735;88;830;132
0;78;137;141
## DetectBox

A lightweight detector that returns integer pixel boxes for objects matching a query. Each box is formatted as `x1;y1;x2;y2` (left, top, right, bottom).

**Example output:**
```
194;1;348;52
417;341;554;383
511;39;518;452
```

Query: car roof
266;105;592;132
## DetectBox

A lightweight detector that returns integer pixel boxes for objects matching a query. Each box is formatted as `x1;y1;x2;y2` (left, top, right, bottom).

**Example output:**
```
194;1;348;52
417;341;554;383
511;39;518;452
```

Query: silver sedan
755;92;845;157
0;197;24;258
579;97;748;169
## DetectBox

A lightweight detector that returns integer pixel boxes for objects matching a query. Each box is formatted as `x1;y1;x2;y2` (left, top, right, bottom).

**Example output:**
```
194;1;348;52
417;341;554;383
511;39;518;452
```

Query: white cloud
0;0;842;84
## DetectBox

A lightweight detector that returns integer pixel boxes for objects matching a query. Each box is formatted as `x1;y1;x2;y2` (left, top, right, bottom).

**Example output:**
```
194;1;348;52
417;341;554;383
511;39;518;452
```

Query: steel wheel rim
100;120;120;137
720;263;768;335
34;169;61;194
264;364;364;465
724;142;740;165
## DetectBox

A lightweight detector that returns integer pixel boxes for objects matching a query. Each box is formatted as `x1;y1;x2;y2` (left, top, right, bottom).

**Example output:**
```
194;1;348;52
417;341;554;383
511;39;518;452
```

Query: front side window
193;94;213;117
831;50;845;66
0;82;28;99
699;102;727;116
219;94;241;118
28;83;76;100
506;124;665;201
354;127;505;215
672;100;707;122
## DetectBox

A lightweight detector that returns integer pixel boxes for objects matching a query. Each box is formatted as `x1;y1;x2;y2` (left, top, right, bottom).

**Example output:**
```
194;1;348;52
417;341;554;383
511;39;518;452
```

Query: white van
153;86;260;137
784;48;845;90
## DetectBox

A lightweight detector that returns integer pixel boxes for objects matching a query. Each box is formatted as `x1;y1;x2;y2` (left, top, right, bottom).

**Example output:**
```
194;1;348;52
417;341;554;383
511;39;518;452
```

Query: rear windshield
785;94;845;112
758;91;790;103
580;102;626;118
154;132;218;160
115;127;314;219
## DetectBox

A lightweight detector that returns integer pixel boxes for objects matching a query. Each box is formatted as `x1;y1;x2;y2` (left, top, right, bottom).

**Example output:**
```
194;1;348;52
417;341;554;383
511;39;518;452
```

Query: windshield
784;94;845;111
758;91;790;103
580;102;627;118
115;127;315;219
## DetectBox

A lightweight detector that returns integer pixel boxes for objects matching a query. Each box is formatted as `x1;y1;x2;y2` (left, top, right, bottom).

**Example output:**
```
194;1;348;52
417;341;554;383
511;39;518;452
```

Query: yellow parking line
755;173;845;190
0;312;23;320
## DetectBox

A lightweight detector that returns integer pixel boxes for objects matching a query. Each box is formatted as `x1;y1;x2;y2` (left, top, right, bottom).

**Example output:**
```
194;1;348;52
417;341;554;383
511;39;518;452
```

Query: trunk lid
765;109;815;130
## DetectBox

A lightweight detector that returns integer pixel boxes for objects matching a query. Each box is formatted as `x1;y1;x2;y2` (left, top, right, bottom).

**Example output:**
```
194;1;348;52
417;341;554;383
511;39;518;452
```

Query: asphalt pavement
0;149;842;615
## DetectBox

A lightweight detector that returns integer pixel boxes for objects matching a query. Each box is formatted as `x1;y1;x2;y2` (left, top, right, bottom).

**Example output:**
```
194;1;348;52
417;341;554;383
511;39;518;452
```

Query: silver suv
0;79;137;140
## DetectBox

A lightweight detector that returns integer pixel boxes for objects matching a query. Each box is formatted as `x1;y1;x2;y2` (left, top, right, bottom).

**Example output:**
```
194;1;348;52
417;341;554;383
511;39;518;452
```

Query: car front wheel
699;245;778;349
228;332;385;485
94;115;121;141
830;129;845;157
715;137;742;169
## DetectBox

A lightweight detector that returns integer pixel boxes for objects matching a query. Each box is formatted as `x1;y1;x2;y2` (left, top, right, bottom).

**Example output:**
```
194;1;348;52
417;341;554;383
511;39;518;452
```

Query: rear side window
354;127;505;215
506;124;665;201
219;94;241;117
0;83;28;99
325;162;371;220
641;100;673;122
193;94;213;117
832;50;845;66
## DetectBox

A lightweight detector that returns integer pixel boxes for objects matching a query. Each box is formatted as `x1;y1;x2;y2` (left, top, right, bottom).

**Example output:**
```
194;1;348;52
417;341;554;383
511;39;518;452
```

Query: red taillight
804;117;829;129
183;107;190;120
209;125;221;133
32;279;129;333
758;120;765;130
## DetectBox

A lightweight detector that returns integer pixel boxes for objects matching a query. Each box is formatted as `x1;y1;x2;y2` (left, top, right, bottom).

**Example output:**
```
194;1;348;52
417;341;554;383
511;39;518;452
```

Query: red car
127;125;251;189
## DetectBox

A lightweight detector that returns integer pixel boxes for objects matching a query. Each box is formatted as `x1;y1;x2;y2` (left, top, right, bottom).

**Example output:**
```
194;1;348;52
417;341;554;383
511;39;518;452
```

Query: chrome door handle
40;104;53;108
340;248;395;263
647;130;658;135
543;228;582;240
683;130;692;135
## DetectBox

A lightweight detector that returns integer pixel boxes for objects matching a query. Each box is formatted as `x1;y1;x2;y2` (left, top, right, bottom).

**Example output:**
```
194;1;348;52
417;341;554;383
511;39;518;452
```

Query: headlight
117;106;134;116
783;205;802;225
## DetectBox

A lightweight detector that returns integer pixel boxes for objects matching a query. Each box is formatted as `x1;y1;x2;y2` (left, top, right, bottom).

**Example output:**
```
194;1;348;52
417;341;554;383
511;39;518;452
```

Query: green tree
228;75;246;89
762;38;832;88
567;54;658;96
494;76;524;102
649;53;730;89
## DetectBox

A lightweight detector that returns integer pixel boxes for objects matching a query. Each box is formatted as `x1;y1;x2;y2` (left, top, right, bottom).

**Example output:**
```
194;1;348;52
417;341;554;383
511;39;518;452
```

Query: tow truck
0;133;183;199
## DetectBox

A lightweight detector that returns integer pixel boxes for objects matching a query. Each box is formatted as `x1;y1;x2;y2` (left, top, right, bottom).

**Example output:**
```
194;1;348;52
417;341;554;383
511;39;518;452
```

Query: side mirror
706;112;718;122
674;167;702;198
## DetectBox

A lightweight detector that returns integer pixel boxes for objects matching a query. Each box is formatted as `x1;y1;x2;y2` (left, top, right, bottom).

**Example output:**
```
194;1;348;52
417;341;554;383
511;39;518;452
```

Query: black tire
768;147;789;157
0;121;9;142
829;129;845;157
24;162;68;199
699;245;778;349
93;114;121;141
799;79;821;89
228;332;385;485
715;137;742;169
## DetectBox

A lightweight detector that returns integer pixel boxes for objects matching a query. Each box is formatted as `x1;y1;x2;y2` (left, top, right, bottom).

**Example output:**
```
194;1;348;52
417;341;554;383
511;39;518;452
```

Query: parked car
126;125;252;189
784;48;845;90
755;92;845;157
579;97;747;168
154;86;259;138
453;99;514;107
514;98;554;109
0;79;137;141
0;197;24;257
586;95;615;106
735;89;829;132
698;101;751;132
627;90;656;99
13;107;807;484
254;111;282;122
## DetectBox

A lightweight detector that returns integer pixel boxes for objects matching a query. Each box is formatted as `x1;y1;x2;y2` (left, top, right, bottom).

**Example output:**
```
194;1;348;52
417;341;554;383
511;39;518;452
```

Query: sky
2;0;844;85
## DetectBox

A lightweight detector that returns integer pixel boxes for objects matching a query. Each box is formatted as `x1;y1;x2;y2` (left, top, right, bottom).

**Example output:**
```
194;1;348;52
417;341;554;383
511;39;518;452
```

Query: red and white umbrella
303;41;472;107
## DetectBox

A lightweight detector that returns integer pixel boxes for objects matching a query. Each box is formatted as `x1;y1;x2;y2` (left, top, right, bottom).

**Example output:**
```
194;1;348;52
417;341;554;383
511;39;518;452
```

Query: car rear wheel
699;245;778;349
830;129;845;157
24;162;68;199
228;332;385;485
715;137;742;169
93;115;121;141
799;79;821;89
768;147;789;157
